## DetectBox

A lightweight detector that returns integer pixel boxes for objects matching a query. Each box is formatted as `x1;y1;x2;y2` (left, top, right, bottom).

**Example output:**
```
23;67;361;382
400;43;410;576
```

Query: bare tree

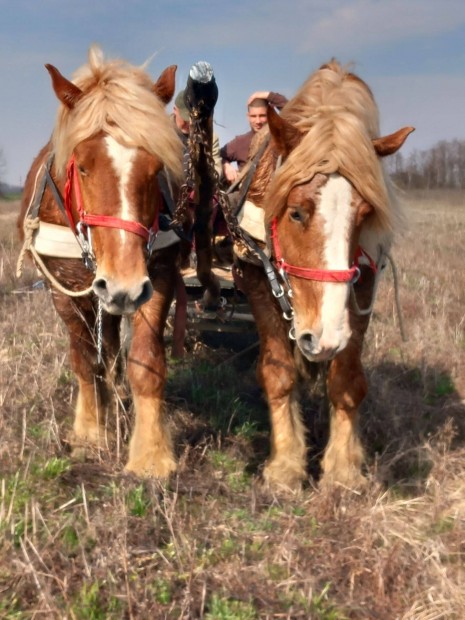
0;148;6;196
390;139;465;190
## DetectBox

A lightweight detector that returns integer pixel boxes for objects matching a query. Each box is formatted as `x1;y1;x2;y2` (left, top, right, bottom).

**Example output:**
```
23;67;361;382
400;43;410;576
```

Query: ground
1;190;464;619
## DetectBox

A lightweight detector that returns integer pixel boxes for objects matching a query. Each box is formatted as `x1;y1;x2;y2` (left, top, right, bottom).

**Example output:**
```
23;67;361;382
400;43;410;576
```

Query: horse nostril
300;332;314;347
92;278;108;297
92;276;153;314
298;331;318;356
139;279;153;305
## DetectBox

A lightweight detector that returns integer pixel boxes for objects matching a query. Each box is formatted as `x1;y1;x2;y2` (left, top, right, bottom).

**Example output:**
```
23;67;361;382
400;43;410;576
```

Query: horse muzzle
296;329;349;362
92;275;153;315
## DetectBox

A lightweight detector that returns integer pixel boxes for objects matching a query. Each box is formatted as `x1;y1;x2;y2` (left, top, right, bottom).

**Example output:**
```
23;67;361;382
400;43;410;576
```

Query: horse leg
320;339;367;488
125;250;177;478
242;263;307;490
320;277;374;487
52;291;119;450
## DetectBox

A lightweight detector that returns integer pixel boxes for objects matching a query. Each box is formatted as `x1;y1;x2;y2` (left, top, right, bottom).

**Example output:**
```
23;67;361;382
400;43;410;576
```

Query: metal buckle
283;309;294;321
147;229;158;257
272;284;285;299
278;266;293;298
76;222;95;271
351;266;361;284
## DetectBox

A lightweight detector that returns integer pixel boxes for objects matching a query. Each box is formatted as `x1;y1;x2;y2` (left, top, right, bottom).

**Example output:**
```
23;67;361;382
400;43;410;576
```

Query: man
173;89;222;180
220;90;288;184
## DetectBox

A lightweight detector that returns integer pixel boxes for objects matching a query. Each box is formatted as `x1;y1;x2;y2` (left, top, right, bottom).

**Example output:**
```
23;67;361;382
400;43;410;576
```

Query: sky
1;0;465;186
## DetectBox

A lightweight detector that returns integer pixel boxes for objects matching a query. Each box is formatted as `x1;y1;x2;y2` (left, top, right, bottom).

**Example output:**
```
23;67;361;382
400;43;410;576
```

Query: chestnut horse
233;61;414;490
18;46;185;477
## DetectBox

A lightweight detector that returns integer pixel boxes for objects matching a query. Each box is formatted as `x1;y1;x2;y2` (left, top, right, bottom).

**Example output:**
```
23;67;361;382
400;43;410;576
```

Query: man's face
174;106;189;134
247;105;268;133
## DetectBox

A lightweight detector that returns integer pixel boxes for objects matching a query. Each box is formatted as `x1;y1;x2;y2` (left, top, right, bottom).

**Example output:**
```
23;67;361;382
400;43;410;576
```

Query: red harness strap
64;155;159;242
271;218;376;283
353;246;378;274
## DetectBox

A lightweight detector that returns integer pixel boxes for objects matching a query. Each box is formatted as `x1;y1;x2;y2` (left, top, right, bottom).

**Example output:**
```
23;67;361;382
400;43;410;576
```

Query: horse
231;60;414;491
17;45;187;477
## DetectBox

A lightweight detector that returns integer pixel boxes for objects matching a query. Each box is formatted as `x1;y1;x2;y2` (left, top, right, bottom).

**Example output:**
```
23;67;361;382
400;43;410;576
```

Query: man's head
173;90;190;134
247;98;268;133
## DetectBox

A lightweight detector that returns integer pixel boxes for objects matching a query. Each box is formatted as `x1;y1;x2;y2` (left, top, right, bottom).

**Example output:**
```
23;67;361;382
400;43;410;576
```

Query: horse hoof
69;427;114;450
124;455;177;479
263;461;305;493
319;469;368;492
70;443;107;462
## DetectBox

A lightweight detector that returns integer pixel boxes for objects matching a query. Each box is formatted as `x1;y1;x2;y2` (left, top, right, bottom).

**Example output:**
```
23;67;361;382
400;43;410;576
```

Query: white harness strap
237;200;267;243
33;221;179;258
34;222;82;258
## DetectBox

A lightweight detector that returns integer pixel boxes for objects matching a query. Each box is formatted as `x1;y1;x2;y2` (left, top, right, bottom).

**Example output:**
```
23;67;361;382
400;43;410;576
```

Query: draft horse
234;60;414;490
18;46;185;477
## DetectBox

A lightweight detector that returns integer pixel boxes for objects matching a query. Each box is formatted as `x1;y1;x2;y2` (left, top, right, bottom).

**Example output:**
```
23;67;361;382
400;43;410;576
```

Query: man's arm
247;90;288;110
220;137;240;183
267;91;288;110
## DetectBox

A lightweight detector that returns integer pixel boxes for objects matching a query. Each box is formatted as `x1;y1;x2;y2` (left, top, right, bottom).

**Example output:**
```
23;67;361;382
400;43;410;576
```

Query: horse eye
289;208;302;222
78;165;88;176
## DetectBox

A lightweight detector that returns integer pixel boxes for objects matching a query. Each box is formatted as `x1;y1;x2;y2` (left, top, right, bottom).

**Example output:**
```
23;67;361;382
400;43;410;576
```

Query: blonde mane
265;60;402;233
51;45;183;181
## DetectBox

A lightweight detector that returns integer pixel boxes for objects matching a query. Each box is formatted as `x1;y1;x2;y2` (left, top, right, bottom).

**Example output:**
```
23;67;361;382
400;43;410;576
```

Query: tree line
386;138;465;190
2;140;465;195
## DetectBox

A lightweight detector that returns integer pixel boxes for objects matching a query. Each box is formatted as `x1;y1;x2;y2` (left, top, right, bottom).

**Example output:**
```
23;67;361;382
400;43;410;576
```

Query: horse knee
327;364;367;411
127;343;165;396
257;353;296;399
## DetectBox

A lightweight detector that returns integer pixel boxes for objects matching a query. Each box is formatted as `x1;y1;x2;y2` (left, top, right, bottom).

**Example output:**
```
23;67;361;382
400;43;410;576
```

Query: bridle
270;217;372;284
61;155;160;270
268;216;379;336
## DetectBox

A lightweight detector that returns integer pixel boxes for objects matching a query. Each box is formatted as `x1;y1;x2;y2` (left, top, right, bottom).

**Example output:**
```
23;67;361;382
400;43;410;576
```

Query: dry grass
1;190;464;619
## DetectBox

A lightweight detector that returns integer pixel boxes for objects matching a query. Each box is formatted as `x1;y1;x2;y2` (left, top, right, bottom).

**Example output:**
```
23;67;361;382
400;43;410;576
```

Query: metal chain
170;107;262;264
169;107;278;315
171;113;214;230
216;190;261;261
170;182;191;230
96;299;103;365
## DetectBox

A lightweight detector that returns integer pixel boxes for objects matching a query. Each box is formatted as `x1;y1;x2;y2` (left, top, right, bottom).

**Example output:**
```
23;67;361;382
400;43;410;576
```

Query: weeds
1;192;465;617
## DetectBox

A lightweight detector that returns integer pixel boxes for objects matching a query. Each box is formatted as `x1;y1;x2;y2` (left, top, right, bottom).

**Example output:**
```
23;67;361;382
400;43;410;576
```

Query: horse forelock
51;46;183;182
260;60;403;235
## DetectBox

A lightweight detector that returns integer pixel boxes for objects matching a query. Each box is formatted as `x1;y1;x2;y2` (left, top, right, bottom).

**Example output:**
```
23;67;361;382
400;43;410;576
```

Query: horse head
45;50;182;315
266;104;414;361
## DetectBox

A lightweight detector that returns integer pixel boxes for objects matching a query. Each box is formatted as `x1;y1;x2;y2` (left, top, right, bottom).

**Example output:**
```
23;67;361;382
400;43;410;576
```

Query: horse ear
153;65;177;105
267;105;304;157
45;64;83;109
373;126;415;157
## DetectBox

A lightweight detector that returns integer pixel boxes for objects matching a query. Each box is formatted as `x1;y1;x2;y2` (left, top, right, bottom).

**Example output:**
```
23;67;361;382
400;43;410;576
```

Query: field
1;190;464;619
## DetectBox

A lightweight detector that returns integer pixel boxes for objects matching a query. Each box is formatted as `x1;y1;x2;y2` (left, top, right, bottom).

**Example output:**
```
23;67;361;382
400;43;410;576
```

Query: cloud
2;0;465;185
296;0;465;55
130;0;465;60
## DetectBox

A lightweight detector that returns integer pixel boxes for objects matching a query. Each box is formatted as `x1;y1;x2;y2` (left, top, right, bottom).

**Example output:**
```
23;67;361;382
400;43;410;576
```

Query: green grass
2;191;465;618
205;594;258;620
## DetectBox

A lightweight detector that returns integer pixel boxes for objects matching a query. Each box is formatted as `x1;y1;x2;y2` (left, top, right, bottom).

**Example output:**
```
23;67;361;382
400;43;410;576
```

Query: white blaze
105;136;137;241
317;174;354;353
